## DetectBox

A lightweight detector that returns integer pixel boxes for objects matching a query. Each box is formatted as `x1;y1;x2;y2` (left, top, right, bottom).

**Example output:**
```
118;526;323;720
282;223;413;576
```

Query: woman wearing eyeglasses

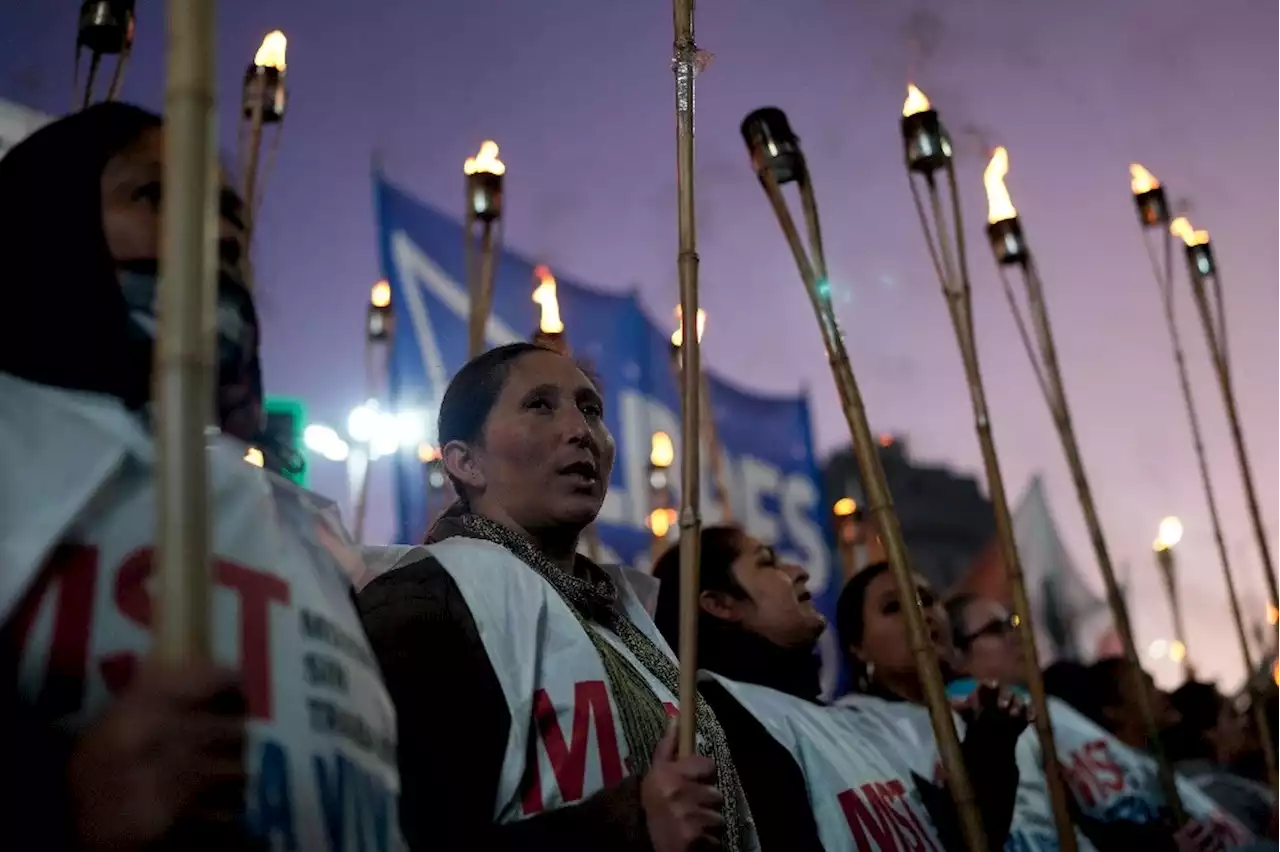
946;594;1251;852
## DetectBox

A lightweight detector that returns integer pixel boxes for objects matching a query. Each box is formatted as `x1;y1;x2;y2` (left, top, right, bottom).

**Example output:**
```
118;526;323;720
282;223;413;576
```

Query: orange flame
878;433;895;448
254;31;287;71
648;507;678;538
370;280;391;309
1129;163;1159;196
531;265;564;334
670;305;707;347
464;141;505;176
983;146;1017;224
1169;216;1210;247
902;84;931;118
650;432;675;468
1272;658;1278;687
417;443;441;464
1266;602;1278;626
833;497;857;517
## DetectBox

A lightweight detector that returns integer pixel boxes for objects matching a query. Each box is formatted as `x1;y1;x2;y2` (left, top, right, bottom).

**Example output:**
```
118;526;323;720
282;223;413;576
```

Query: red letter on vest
840;785;902;850
216;560;290;720
521;680;625;815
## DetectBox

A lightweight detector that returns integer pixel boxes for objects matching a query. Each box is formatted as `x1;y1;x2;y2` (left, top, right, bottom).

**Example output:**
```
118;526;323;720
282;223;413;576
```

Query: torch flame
670;305;707;347
531;265;564;334
648;507;678;538
254;31;287;71
983;146;1017;225
650;432;675;468
1129;163;1159;196
1169;216;1210;247
1267;602;1278;626
833;497;857;517
464;141;506;177
370;280;391;309
902;84;932;118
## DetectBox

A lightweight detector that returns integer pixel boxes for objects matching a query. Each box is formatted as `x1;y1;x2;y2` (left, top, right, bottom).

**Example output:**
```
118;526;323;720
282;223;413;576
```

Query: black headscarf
0;102;264;441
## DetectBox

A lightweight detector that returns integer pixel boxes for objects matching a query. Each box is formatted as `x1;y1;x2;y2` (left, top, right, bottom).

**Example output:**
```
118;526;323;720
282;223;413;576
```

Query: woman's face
957;597;1025;686
708;533;826;649
852;569;949;679
451;349;616;533
100;126;245;274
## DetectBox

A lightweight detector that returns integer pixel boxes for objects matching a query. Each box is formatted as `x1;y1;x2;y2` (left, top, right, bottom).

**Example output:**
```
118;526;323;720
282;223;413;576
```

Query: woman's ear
442;439;485;491
699;589;742;623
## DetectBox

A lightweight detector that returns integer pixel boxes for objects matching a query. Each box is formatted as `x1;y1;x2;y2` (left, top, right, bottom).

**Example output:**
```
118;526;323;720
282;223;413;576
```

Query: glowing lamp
740;107;805;186
1170;216;1216;279
464;141;505;222
77;0;135;55
983;146;1029;267
648;507;678;539
243;31;287;123
367;280;394;342
1129;164;1168;228
833;497;857;517
900;84;952;174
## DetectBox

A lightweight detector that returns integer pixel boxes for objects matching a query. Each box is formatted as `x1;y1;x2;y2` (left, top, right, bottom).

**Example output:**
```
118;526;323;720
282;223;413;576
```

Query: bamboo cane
742;108;987;847
155;0;217;663
469;221;498;358
671;0;703;759
1009;257;1188;822
908;162;1077;850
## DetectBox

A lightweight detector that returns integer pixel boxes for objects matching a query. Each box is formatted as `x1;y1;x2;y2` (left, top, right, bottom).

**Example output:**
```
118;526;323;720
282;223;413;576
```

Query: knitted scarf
457;513;750;852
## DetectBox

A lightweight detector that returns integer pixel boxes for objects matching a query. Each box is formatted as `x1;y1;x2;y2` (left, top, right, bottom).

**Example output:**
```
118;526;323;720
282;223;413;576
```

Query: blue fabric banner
374;175;845;694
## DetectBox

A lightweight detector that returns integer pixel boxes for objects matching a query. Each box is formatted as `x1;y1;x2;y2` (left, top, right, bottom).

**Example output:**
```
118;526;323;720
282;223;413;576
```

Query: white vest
0;374;405;852
835;693;1098;852
1022;697;1253;847
707;674;945;852
368;540;760;850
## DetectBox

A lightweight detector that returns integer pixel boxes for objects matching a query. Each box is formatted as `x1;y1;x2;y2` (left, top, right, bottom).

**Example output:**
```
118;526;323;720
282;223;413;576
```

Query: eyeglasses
961;612;1019;647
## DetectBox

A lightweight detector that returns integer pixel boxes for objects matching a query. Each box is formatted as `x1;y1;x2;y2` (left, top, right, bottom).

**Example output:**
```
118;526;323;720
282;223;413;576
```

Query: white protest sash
1023;697;1253;847
835;693;1098;852
0;374;405;852
376;539;760;850
706;674;945;852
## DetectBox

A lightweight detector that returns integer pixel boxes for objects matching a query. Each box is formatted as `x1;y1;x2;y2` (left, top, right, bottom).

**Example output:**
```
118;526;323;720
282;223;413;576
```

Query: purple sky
2;0;1275;686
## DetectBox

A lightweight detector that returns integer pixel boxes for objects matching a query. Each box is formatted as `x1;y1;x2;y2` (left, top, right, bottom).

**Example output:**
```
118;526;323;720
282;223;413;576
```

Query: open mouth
797;589;812;603
559;460;600;485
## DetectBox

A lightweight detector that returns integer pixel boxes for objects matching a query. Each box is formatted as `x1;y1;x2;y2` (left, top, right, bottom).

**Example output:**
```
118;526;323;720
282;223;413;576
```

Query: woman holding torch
0;103;405;851
358;343;756;852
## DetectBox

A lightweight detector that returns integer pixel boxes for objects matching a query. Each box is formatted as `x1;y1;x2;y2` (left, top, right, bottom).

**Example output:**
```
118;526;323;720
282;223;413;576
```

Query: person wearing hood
357;342;756;852
0;103;403;851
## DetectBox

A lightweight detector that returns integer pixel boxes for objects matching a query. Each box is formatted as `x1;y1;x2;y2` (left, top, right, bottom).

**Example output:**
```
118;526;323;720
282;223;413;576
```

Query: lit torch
532;265;567;353
75;0;136;107
1152;516;1194;680
464;141;506;358
978;145;1187;823
1130;164;1169;228
648;431;677;561
1132;161;1274;777
899;91;1075;849
744;102;986;851
239;30;288;252
670;306;733;522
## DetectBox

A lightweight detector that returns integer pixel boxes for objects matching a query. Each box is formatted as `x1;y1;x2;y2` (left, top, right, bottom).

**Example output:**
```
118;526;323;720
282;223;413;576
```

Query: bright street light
304;424;350;462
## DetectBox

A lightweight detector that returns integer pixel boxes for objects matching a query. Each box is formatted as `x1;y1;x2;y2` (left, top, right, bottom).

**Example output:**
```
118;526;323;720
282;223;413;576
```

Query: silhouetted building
821;435;995;590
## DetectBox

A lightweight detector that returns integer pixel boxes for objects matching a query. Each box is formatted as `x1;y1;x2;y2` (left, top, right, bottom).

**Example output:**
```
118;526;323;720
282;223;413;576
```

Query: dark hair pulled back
651;525;748;650
835;561;891;692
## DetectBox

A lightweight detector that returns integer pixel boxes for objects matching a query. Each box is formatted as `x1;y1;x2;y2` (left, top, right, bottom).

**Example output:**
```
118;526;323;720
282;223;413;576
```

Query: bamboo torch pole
671;0;703;758
902;89;1077;851
984;148;1186;823
1154;211;1278;786
464;142;505;358
1159;208;1278;610
741;106;988;852
671;308;734;523
75;0;135;108
155;0;217;663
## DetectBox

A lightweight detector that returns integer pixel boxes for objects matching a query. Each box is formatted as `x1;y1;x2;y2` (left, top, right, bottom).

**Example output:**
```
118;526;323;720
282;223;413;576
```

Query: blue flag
374;175;846;694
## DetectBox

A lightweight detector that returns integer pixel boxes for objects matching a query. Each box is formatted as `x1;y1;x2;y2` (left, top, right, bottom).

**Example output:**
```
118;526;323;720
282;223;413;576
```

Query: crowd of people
1;103;1275;851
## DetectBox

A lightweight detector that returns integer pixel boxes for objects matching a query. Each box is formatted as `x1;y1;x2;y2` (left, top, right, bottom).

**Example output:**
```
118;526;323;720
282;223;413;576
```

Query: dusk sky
2;0;1275;686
